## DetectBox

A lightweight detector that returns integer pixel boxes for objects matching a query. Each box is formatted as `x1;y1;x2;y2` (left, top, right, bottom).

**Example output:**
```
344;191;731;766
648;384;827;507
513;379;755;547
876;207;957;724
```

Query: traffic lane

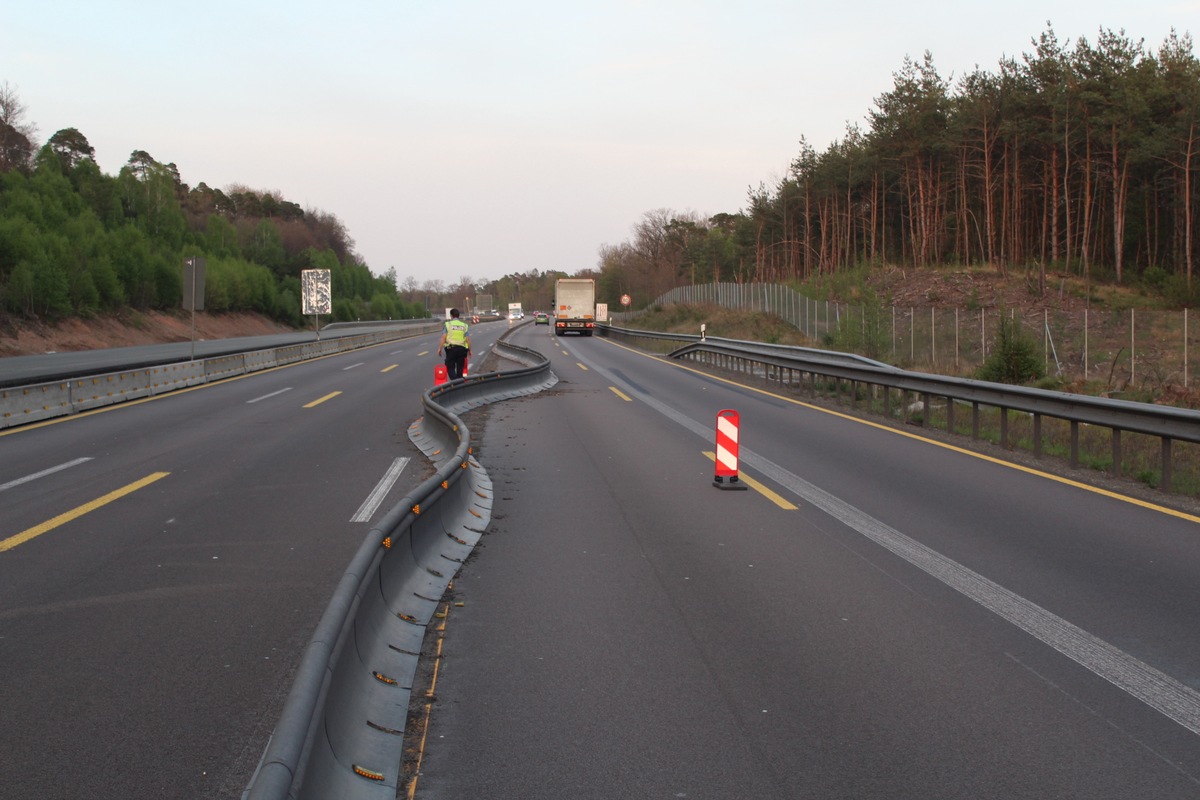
558;334;1200;692
0;342;432;588
0;347;438;798
417;374;1200;797
0;323;444;387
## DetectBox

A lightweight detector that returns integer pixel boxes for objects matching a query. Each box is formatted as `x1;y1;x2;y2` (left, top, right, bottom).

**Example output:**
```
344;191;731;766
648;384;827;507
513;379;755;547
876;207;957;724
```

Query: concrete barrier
204;354;248;381
71;369;154;412
0;381;73;426
149;362;207;394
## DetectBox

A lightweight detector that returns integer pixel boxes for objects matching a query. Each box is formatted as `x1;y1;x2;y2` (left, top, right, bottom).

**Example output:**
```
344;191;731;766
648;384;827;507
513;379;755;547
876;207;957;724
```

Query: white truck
553;278;596;336
507;302;523;320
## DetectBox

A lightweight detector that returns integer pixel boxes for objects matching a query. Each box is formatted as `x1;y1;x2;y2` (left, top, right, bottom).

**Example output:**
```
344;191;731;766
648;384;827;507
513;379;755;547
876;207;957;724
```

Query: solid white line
0;457;94;492
246;388;292;404
351;457;411;522
577;347;1200;738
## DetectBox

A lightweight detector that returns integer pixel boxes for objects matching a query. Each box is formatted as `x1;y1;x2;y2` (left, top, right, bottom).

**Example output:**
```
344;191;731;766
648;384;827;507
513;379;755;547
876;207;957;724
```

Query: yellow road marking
418;350;431;357
0;472;170;553
382;364;398;373
304;391;342;408
597;337;1200;524
577;362;588;371
703;452;797;510
609;386;632;402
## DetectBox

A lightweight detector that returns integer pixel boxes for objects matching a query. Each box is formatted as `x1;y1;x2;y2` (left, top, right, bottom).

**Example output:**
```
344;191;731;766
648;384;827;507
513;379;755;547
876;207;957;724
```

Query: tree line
0;84;423;326
592;25;1200;310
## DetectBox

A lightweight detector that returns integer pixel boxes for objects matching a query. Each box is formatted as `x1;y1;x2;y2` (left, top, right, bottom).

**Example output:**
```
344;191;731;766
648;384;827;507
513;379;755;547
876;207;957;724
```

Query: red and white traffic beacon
712;409;748;490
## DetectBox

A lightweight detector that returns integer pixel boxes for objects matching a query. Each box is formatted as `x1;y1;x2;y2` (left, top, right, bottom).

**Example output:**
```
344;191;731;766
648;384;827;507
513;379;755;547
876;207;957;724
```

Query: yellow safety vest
444;318;469;346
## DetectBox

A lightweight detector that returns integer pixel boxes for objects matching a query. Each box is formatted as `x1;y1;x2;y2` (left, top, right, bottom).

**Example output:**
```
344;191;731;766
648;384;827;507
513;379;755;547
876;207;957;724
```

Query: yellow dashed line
597;337;1199;524
304;391;342;408
702;452;797;509
0;472;171;553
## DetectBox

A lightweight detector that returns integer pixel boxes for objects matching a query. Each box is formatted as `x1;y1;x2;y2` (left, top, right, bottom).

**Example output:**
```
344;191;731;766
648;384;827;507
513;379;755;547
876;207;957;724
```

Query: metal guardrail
0;325;442;430
243;338;556;799
599;323;1200;493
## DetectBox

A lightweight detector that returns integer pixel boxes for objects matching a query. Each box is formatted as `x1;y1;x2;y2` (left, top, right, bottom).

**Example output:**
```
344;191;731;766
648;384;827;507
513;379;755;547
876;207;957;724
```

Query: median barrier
71;369;154;412
243;349;278;373
205;354;248;381
242;336;554;800
149;361;207;394
0;381;72;426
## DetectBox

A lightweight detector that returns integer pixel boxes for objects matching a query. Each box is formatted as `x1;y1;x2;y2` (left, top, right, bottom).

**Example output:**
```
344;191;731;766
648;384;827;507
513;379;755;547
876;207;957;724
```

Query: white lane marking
0;457;94;492
343;362;365;371
247;388;293;404
577;349;1200;737
351;457;411;522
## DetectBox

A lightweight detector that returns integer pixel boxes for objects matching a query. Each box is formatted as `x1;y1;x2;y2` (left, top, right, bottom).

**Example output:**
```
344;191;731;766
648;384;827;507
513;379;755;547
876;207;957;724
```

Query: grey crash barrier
243;338;555;800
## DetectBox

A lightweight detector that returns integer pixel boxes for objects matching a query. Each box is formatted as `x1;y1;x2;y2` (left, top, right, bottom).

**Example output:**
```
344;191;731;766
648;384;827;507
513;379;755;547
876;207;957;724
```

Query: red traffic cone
434;364;448;386
462;354;469;377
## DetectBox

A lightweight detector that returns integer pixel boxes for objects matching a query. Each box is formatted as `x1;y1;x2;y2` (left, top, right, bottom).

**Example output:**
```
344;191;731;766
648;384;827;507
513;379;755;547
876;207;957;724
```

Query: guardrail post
1070;420;1080;467
1162;438;1173;493
1112;429;1122;477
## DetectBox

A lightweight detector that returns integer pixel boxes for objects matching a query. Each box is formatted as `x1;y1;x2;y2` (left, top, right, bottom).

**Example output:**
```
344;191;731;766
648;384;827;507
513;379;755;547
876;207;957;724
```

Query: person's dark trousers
445;345;469;379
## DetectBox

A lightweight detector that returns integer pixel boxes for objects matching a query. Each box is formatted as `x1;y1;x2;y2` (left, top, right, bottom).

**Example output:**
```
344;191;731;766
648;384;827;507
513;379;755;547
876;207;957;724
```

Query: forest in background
0;87;424;327
3;23;1199;329
586;25;1200;313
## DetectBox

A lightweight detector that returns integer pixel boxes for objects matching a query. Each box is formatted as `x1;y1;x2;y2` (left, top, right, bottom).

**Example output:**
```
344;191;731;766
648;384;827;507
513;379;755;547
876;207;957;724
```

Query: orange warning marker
434;364;448;386
713;409;748;490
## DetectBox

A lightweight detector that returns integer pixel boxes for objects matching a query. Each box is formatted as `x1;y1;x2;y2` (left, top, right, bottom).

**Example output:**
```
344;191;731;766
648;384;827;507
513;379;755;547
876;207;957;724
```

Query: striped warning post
713;409;747;490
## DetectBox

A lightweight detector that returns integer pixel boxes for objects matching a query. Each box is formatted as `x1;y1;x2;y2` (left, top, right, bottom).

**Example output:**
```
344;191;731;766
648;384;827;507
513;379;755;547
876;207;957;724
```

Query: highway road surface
411;323;1200;799
2;318;1199;799
0;322;505;800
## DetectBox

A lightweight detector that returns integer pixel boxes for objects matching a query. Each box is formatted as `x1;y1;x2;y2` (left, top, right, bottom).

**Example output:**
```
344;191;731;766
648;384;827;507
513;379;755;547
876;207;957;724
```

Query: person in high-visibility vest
438;308;472;380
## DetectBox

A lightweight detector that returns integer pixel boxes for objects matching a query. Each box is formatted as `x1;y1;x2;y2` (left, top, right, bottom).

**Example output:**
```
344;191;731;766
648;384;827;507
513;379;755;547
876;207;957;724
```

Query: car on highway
534;312;549;325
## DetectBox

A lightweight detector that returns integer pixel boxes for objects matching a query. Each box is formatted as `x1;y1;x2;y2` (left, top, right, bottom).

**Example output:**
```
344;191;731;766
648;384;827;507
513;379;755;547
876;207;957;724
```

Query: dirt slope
0;311;298;358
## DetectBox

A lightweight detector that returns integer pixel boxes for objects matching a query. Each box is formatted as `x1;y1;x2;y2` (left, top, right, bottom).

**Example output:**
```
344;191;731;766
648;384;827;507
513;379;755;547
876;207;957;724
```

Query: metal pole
189;257;196;361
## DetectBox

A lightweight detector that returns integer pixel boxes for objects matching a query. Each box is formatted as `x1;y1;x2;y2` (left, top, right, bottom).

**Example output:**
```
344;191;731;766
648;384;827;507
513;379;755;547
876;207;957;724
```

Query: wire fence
614;282;1197;392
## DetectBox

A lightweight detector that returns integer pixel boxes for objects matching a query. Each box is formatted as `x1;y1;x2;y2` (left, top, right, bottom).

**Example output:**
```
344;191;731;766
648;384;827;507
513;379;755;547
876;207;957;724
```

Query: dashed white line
247;388;293;404
351;457;411;522
0;457;93;492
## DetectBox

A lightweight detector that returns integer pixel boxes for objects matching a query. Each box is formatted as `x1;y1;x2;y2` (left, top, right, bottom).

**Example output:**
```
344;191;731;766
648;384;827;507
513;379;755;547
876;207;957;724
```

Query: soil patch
0;310;297;358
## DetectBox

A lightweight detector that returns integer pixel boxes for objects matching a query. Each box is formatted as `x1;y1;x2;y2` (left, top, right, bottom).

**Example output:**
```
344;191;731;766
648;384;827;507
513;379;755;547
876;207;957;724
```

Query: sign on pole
301;269;332;340
183;257;206;360
301;269;332;315
182;257;206;312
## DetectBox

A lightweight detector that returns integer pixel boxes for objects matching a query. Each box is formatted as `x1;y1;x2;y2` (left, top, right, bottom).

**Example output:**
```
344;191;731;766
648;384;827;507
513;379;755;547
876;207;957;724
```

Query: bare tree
0;81;37;171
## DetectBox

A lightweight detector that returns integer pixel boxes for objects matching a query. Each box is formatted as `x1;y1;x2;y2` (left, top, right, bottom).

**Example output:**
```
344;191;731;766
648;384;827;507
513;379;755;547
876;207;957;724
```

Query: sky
4;1;1198;288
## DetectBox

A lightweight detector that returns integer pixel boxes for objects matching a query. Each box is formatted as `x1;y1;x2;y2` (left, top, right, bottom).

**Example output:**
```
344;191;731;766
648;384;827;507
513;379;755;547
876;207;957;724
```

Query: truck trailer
554;278;596;336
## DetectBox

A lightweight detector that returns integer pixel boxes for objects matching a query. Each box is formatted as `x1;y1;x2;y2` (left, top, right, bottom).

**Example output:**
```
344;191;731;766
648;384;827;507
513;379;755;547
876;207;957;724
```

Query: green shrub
977;316;1045;385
